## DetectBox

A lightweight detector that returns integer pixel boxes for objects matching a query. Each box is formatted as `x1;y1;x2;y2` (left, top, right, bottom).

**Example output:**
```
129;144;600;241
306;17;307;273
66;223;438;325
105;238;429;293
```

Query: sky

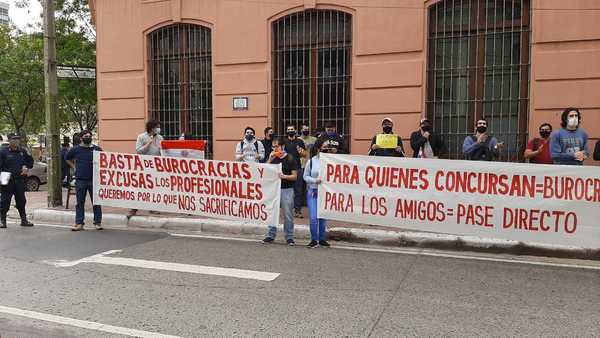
6;0;43;32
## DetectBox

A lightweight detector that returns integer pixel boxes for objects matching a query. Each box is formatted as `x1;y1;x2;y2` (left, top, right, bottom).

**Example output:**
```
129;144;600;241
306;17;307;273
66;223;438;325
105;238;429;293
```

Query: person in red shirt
524;123;554;164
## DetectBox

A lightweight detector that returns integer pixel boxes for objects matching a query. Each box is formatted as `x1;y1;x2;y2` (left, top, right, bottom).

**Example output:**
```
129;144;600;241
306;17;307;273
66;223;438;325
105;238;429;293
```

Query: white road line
0;305;181;338
169;233;600;271
50;250;280;282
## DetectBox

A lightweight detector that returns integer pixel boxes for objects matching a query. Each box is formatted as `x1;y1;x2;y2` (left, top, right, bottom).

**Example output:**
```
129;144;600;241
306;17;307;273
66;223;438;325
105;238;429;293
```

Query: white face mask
567;117;578;128
155;127;161;135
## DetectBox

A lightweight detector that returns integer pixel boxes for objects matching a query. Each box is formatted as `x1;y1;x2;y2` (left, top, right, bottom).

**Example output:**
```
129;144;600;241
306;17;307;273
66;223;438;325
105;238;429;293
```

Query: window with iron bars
272;10;352;144
148;24;213;158
426;0;530;161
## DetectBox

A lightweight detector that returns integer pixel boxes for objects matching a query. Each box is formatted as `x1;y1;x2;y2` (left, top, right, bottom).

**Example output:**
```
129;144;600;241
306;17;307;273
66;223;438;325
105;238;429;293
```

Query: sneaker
20;220;34;227
0;219;6;228
318;240;330;247
94;223;104;230
306;240;318;248
262;237;274;244
287;239;296;246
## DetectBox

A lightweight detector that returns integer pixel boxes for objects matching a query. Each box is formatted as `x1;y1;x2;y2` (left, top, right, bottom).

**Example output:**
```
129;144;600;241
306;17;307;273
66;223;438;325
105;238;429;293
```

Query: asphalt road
1;224;599;338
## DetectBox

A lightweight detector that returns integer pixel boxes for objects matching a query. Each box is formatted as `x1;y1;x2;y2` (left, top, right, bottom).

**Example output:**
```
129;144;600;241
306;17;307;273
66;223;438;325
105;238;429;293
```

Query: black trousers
1;178;27;221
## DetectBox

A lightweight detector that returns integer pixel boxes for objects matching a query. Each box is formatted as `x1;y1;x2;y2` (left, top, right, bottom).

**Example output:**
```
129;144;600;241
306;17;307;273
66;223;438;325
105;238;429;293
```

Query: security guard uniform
0;134;34;228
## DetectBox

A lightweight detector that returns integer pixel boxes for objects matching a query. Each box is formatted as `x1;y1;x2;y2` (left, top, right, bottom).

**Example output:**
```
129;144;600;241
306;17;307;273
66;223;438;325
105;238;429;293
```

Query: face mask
268;133;274;139
302;130;310;136
477;126;487;134
287;131;296;138
273;149;284;158
245;134;255;141
540;130;551;138
567;117;578;128
383;126;393;134
82;137;92;145
155;128;161;135
421;126;432;133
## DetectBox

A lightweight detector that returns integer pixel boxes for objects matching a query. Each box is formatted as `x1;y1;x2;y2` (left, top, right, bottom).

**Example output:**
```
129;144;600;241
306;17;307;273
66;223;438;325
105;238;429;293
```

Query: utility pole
44;0;62;207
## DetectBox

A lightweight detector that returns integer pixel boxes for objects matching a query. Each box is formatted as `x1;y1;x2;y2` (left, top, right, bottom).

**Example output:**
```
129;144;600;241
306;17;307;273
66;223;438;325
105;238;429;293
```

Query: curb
31;209;600;260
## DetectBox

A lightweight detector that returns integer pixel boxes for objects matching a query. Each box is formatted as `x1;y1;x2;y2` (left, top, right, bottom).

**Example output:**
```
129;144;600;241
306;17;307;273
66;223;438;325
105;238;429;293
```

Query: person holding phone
463;119;504;161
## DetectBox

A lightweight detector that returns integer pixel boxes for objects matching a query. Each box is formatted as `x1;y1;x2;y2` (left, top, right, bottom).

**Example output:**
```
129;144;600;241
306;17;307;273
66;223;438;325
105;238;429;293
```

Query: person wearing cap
410;118;447;159
0;133;34;228
369;117;405;157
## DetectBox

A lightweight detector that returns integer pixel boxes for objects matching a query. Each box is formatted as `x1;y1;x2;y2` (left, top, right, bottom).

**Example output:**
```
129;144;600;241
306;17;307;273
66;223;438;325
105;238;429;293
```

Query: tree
0;26;45;137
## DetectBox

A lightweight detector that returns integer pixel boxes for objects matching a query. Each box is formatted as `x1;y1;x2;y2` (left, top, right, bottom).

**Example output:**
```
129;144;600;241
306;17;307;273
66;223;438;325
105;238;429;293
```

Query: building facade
90;0;600;162
0;1;9;26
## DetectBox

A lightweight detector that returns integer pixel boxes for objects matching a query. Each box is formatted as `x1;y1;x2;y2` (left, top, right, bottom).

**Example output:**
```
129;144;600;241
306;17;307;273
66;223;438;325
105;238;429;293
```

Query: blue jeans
267;188;294;240
75;180;102;225
307;189;327;241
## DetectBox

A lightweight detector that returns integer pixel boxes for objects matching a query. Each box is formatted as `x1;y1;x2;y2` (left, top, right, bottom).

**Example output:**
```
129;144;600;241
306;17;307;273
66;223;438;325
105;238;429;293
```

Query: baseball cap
382;117;393;124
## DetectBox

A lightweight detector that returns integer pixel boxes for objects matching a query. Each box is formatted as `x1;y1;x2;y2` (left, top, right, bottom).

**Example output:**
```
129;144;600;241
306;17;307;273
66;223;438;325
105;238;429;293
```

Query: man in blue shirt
550;107;589;165
463;119;504;161
66;130;103;231
0;134;34;228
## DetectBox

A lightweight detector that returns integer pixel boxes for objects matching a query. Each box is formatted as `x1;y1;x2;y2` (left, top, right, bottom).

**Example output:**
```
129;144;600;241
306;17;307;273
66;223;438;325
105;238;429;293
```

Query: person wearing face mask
410;118;446;159
235;127;265;163
0;133;34;228
66;130;103;231
550;107;589;165
283;125;307;218
303;139;332;248
260;127;275;163
369;117;405;157
463;119;503;161
318;122;346;154
298;124;317;214
129;119;163;218
524;123;554;164
263;138;298;246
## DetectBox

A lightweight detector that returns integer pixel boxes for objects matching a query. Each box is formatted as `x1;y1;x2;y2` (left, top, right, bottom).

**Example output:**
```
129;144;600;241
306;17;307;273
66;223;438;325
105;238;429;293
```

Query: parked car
26;162;47;191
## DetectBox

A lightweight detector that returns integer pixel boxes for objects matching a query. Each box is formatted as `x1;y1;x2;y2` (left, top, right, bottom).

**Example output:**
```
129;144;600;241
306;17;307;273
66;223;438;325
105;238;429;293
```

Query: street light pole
43;0;62;207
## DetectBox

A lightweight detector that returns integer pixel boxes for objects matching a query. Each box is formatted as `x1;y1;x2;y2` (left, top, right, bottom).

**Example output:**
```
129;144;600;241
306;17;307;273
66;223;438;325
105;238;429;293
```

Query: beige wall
92;0;600;163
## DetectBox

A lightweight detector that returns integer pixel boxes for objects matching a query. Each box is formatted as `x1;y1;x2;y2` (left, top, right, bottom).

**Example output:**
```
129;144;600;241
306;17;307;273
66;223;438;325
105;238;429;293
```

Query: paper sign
376;134;398;149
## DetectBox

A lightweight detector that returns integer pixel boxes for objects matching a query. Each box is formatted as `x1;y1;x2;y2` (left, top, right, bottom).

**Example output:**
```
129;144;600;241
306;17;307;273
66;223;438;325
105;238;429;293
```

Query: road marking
50;250;280;281
169;233;600;271
0;305;181;338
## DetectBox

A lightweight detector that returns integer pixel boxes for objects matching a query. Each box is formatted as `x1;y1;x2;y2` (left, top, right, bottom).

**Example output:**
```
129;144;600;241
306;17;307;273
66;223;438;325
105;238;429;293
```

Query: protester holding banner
303;139;331;248
410;118;446;159
235;127;265;163
318;122;346;154
66;130;102;231
283;125;307;218
263;137;298;246
524;123;554;164
129;119;163;218
463;119;503;161
369;117;405;157
551;107;590;165
260;127;274;163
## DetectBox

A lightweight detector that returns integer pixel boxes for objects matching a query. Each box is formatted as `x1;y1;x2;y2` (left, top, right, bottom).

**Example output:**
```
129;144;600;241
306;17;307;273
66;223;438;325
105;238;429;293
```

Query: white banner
318;153;600;249
93;152;281;227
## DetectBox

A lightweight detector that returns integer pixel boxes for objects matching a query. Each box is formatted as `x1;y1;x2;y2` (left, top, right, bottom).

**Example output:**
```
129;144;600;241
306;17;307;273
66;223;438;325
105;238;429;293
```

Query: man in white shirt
128;119;163;218
235;127;265;162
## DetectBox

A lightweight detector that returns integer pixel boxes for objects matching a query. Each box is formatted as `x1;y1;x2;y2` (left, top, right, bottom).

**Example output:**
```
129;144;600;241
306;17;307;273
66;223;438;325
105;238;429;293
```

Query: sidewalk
20;190;600;260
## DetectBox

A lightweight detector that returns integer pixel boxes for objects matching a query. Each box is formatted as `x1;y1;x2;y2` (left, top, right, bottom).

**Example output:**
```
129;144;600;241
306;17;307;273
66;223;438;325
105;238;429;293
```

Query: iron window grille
272;10;352;143
426;0;531;161
148;23;213;158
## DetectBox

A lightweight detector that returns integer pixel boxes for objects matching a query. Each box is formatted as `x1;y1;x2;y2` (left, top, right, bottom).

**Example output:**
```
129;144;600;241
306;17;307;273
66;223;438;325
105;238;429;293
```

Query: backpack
467;135;494;161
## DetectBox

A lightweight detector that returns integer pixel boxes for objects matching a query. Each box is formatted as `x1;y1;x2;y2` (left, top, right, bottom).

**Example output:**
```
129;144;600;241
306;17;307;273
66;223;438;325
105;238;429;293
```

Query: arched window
426;0;530;161
148;24;213;157
272;10;352;142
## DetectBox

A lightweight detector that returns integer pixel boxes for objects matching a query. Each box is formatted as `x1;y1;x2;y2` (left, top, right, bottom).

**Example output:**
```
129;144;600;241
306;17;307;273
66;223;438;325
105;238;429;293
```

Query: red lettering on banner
364;167;428;190
502;208;577;234
543;176;600;202
257;167;265;179
327;164;359;184
324;192;354;212
361;196;388;216
456;203;494;227
394;199;446;222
